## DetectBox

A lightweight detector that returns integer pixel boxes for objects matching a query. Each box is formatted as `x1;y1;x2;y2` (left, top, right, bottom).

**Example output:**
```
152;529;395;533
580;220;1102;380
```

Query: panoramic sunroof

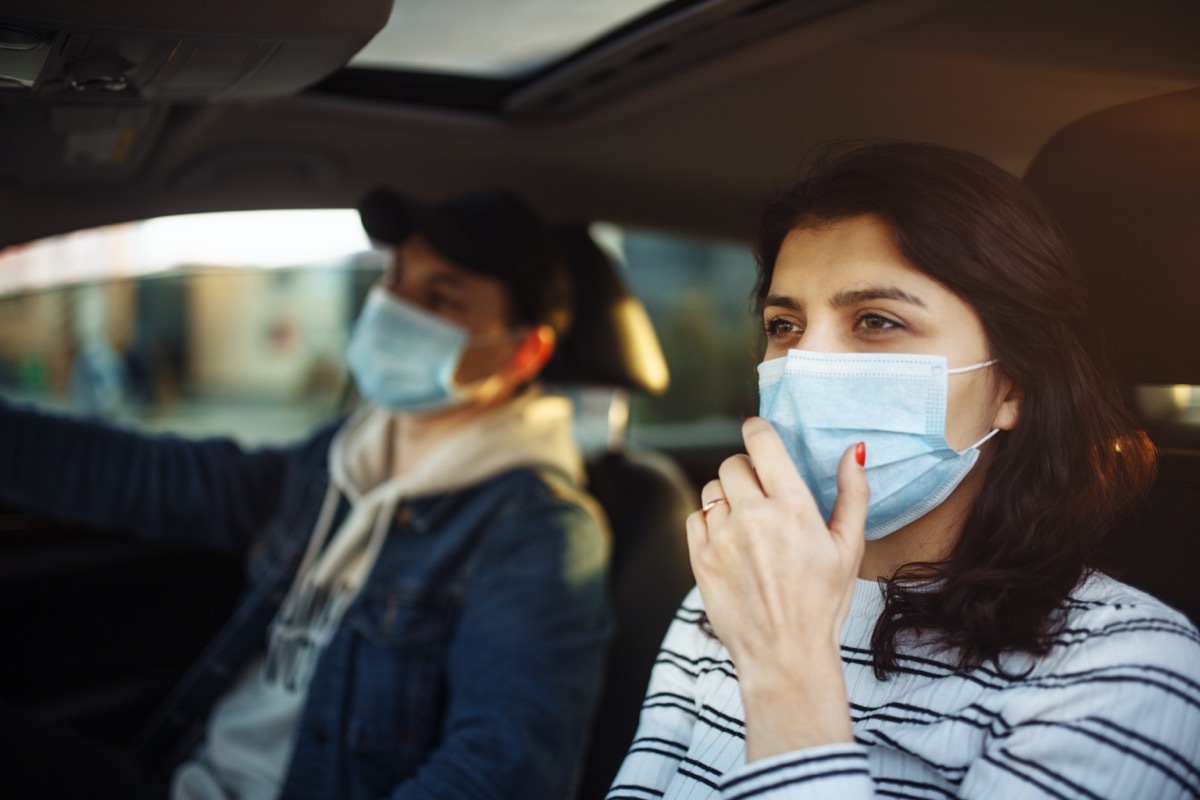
348;0;670;78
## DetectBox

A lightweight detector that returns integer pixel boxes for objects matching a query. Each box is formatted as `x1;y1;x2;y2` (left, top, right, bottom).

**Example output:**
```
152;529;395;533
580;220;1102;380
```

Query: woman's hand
686;416;869;759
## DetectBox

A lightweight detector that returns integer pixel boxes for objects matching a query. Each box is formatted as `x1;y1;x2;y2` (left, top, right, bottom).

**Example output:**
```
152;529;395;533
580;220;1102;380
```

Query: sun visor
0;0;392;101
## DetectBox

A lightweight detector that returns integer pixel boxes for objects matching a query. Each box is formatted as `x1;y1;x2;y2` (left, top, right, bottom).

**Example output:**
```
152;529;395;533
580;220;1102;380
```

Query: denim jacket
0;399;612;799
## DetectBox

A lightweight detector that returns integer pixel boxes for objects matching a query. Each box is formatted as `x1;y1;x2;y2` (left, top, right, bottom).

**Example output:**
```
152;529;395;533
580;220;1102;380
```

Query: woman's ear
506;325;556;384
993;378;1023;431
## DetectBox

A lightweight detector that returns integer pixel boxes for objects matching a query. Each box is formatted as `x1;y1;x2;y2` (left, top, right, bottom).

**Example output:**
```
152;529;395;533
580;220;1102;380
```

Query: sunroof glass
348;0;669;78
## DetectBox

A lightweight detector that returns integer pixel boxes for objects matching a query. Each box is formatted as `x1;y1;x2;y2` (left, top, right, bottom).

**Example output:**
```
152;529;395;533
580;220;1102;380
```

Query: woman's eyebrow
763;286;927;312
832;285;927;308
763;293;801;311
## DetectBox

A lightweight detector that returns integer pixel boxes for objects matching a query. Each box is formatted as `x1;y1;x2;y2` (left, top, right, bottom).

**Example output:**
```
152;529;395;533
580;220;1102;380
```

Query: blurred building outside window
0;211;378;444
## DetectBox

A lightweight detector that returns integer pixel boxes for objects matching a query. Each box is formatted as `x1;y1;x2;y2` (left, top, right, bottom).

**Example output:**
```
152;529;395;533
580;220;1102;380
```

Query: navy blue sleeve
0;396;323;553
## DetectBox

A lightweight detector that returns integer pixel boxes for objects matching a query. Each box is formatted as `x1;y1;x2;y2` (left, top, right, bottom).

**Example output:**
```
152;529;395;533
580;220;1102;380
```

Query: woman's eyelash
855;311;903;331
762;312;904;339
763;317;800;337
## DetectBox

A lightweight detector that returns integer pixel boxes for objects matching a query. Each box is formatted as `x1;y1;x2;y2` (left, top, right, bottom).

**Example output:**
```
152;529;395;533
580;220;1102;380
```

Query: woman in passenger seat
607;141;1200;799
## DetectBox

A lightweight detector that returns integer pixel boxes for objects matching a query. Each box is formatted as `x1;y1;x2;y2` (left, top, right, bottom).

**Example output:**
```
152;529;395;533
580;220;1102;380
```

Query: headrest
541;225;670;395
1023;88;1200;386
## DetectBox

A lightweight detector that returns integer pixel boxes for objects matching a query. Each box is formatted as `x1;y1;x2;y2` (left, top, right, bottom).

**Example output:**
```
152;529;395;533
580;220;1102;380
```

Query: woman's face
761;214;1020;450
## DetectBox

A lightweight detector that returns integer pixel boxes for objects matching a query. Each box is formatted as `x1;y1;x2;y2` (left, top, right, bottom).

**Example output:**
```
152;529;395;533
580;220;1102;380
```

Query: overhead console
0;0;392;101
0;0;391;188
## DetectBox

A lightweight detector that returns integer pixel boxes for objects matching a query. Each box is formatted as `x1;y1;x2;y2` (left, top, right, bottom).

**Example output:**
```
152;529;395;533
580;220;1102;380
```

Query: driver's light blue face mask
757;349;999;540
346;286;469;413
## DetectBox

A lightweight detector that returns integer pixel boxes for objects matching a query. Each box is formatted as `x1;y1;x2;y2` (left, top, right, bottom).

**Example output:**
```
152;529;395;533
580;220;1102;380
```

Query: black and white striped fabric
607;573;1200;799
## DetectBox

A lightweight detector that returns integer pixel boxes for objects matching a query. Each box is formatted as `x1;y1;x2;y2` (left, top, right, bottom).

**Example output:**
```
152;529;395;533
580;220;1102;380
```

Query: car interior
1022;87;1200;633
0;0;1198;797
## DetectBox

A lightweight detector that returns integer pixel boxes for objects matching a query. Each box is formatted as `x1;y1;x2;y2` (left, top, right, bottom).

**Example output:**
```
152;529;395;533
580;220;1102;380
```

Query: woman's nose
794;320;847;354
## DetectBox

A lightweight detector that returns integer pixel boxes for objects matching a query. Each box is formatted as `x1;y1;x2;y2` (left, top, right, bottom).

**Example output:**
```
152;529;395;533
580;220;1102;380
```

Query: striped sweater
607;573;1200;800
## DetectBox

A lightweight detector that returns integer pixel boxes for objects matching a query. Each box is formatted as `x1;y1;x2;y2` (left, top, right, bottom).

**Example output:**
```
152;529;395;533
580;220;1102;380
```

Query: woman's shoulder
1063;570;1196;630
993;571;1200;773
1039;570;1200;673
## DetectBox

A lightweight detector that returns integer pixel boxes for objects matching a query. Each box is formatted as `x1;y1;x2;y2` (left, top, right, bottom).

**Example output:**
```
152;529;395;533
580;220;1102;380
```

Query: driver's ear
505;325;556;384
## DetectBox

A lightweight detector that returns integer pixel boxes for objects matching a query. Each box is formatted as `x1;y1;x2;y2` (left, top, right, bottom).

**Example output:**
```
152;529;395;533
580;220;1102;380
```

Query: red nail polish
855;441;866;467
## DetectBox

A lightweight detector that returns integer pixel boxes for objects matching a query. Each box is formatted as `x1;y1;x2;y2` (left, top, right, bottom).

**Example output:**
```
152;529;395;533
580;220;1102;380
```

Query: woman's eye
856;312;901;333
764;317;802;340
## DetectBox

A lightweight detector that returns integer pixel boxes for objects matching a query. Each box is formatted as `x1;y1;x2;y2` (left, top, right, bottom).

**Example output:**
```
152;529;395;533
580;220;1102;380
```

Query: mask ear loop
967;427;1001;451
948;359;1003;453
947;357;999;374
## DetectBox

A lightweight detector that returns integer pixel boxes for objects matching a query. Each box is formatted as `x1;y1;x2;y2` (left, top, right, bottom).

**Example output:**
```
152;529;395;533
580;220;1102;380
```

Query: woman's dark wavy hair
754;141;1156;676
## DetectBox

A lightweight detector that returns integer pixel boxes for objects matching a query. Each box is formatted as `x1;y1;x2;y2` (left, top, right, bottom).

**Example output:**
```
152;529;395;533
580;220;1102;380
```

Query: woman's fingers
828;441;870;547
715;454;756;500
708;420;866;538
694;424;870;554
687;432;869;662
686;505;706;546
699;478;726;506
734;417;823;517
740;418;804;497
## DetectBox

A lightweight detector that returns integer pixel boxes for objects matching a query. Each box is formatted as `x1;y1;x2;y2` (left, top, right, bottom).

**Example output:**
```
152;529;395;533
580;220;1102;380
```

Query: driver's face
379;235;520;387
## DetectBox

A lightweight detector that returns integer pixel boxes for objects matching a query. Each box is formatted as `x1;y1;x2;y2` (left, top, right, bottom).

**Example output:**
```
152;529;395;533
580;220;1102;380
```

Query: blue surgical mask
758;349;999;540
346;286;469;413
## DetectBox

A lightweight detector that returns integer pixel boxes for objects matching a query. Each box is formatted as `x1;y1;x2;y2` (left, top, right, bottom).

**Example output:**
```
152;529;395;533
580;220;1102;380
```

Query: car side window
592;224;760;450
0;211;380;444
1130;385;1200;437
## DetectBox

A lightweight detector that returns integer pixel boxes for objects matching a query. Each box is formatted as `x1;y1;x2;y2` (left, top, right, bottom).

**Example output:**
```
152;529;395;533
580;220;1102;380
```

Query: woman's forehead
770;219;933;296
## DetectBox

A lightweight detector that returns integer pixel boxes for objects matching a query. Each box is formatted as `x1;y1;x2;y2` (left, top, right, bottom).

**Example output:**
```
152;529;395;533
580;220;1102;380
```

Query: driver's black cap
358;187;572;336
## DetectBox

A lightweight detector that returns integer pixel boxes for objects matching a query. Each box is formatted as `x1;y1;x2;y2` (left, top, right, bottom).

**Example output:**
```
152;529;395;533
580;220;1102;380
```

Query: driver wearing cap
0;189;611;800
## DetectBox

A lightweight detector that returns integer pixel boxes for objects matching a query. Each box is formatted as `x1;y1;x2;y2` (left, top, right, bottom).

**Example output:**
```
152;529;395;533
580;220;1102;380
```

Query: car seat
542;225;698;798
1023;87;1200;627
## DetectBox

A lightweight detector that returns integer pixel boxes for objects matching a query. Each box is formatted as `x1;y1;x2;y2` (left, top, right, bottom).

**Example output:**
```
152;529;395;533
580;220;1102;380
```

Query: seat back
578;448;696;799
1100;450;1200;624
544;225;696;797
1024;88;1200;626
